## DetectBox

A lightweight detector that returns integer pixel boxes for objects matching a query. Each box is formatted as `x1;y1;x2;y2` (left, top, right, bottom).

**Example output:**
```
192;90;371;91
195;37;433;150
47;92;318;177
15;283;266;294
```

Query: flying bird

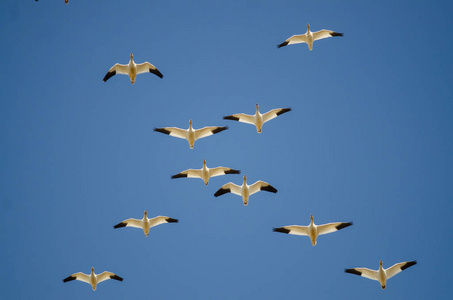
172;159;240;185
223;104;291;133
345;260;417;289
154;120;228;149
273;215;352;246
277;24;343;51
63;267;122;291
103;53;163;84
113;210;178;237
214;175;277;206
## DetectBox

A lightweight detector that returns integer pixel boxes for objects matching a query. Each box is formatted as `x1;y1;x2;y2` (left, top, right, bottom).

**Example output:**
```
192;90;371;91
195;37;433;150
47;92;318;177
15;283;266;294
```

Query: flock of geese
50;2;417;292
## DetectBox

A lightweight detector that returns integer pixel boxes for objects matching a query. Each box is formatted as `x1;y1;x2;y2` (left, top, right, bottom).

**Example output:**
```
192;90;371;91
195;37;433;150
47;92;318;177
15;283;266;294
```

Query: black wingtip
154;128;171;135
214;188;230;197
171;173;188;179
336;222;353;230
63;275;76;283
103;70;116;82
110;275;123;281
150;68;164;79
223;115;240;121
401;260;417;270
166;218;179;223
273;227;290;234
212;126;228;134
276;108;292;116
345;268;362;276
261;184;277;193
277;41;289;48
331;32;343;37
224;169;240;175
114;222;127;229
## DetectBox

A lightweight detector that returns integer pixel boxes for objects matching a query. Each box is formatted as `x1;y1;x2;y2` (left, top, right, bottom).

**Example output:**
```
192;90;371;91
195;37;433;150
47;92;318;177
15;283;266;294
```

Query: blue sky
1;0;452;299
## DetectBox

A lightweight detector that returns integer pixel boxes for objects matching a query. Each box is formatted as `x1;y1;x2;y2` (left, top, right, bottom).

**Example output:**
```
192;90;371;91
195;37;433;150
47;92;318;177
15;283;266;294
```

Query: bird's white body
63;267;123;291
214;175;277;206
154;120;228;149
126;57;138;84
103;53;163;84
171;160;240;185
114;210;178;237
273;215;353;246
277;24;343;51
223;104;291;133
345;260;417;289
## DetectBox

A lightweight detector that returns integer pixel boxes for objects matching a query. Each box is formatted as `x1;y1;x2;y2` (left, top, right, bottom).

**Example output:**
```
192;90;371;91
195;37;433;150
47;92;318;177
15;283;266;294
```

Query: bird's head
130;53;134;60
91;267;94;273
243;175;247;182
310;215;314;222
144;210;148;216
307;24;310;31
203;159;206;166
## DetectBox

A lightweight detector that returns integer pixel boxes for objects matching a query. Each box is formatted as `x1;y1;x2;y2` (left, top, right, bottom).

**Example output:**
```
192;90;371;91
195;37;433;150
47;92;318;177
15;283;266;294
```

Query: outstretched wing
113;218;142;229
103;63;128;82
317;222;353;236
171;169;202;179
345;268;378;281
223;113;255;125
154;127;187;140
97;272;123;283
386;261;417;279
262;108;291;123
214;182;242;197
63;272;90;284
136;62;163;78
148;216;179;228
194;126;228;140
249;181;277;195
277;34;306;48
273;225;309;236
312;30;343;41
210;167;241;178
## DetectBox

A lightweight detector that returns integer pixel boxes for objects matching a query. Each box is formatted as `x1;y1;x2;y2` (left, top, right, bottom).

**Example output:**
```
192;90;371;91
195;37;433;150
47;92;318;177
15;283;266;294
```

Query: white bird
172;159;240;185
223;104;291;133
214;175;277;206
154;120;228;149
113;210;178;237
345;260;417;289
273;215;352;246
63;267;123;291
103;53;163;84
277;24;343;51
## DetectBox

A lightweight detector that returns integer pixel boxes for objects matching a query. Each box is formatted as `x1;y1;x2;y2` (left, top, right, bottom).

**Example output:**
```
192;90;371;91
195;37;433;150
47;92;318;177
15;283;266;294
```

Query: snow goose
113;210;178;237
154;120;228;149
214;175;277;206
345;260;417;289
103;53;163;84
63;267;122;291
277;24;343;51
223;104;291;133
172;159;240;185
273;215;352;246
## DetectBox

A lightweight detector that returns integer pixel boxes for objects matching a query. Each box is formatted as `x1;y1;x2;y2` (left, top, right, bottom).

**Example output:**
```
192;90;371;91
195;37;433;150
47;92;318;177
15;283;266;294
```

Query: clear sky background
1;1;452;299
